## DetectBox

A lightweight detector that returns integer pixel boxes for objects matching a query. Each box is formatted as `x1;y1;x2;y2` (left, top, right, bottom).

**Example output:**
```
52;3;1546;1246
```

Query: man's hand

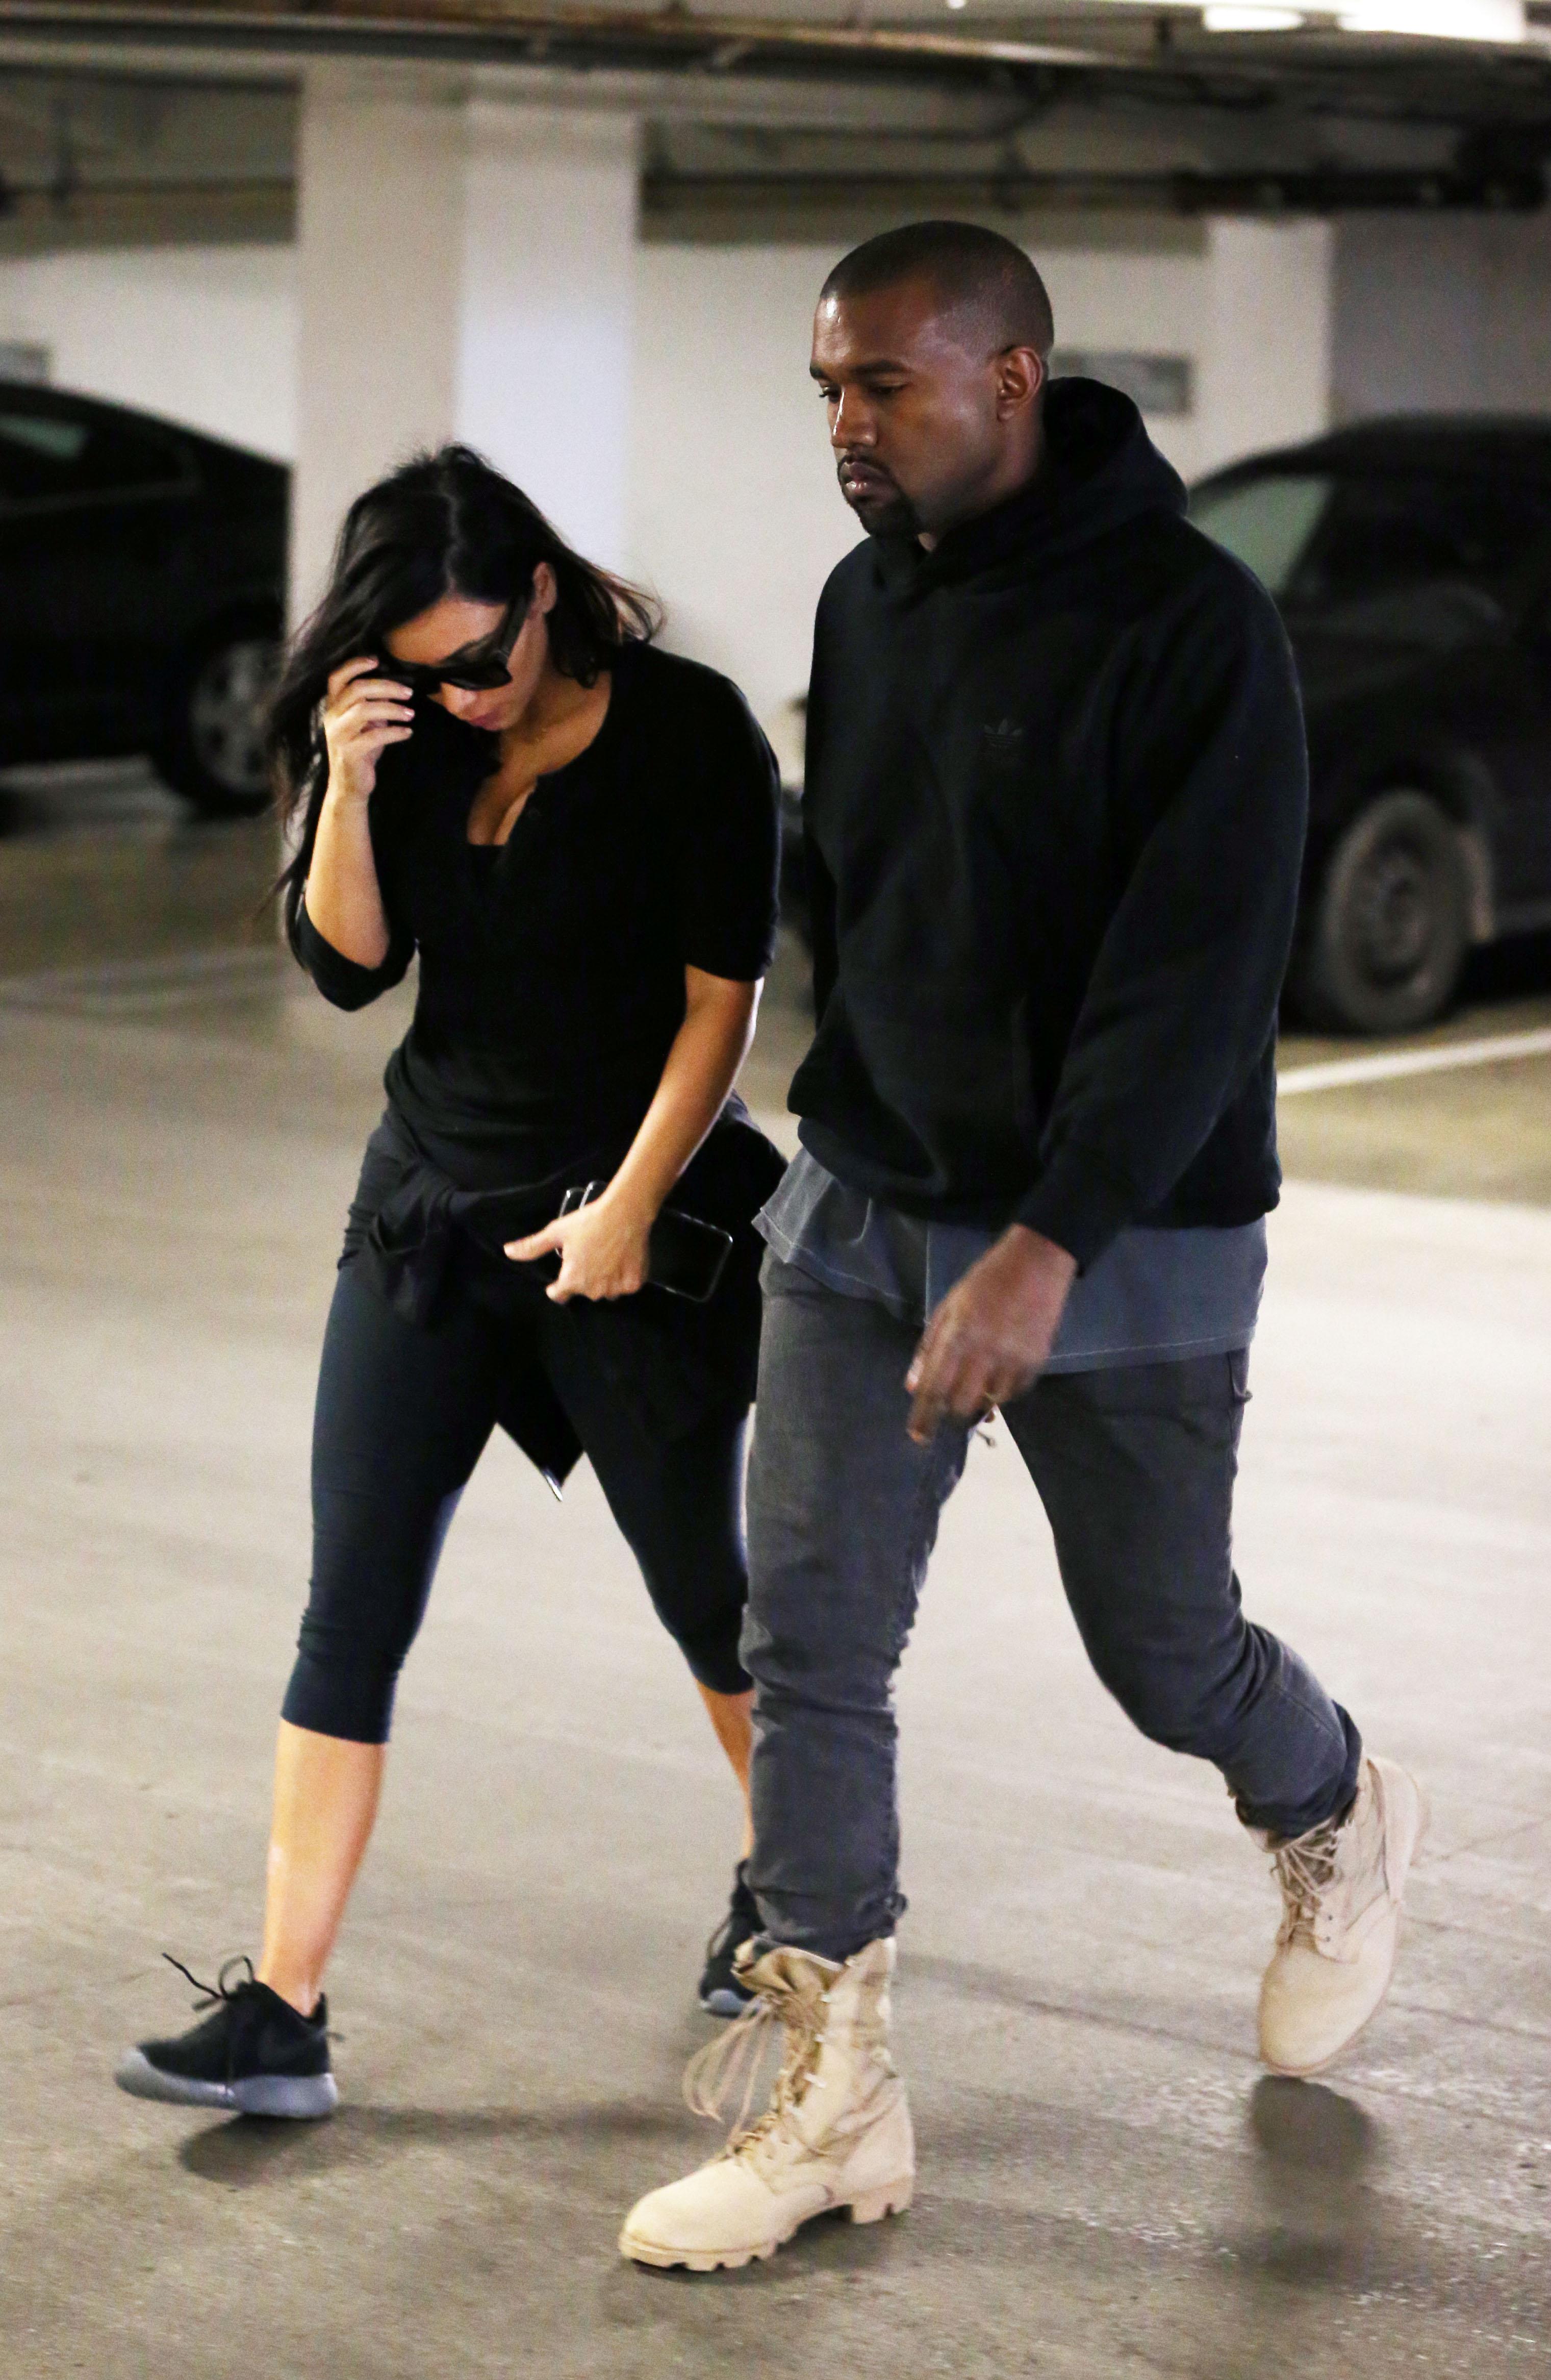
905;1224;1077;1444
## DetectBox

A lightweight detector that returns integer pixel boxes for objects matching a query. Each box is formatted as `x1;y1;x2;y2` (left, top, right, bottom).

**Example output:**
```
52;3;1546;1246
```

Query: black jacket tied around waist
345;1105;786;1491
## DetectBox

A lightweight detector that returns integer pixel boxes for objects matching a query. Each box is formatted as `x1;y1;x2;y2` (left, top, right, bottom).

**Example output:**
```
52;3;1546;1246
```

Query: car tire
155;616;279;817
1289;789;1470;1035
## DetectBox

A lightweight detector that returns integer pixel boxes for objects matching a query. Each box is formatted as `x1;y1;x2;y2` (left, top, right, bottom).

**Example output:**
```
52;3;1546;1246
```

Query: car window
1188;472;1332;596
0;403;185;505
1292;474;1550;612
1193;464;1551;641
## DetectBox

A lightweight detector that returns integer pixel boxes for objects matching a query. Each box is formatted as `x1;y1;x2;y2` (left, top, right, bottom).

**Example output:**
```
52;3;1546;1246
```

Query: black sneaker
698;1862;762;2018
115;1955;338;2119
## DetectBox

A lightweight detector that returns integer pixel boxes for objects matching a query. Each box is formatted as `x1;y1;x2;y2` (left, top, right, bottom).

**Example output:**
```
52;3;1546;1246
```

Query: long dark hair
270;444;659;948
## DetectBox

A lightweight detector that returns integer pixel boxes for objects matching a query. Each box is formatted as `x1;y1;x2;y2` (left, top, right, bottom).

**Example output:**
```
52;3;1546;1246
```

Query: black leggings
282;1260;753;1744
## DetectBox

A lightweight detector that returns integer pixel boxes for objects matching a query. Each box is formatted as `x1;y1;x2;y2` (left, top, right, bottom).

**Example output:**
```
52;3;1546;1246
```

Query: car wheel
156;619;279;817
1290;789;1470;1035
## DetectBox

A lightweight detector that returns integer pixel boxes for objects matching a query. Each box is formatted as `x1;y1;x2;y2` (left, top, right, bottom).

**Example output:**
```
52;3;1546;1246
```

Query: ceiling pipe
3;0;1549;138
0;0;1107;76
645;157;1547;209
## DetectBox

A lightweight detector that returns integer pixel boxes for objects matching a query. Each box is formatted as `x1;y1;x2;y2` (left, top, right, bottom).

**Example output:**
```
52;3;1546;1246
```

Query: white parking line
1279;1025;1551;1096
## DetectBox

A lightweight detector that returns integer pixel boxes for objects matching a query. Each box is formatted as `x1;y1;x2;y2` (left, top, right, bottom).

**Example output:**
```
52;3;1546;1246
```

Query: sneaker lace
162;1951;257;2012
1270;1822;1342;1949
702;1906;742;1969
702;1870;757;1970
682;1978;826;2153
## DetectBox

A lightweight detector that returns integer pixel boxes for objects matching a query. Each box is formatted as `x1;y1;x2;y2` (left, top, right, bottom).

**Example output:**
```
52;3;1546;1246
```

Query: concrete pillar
290;74;638;624
457;106;638;571
1196;218;1333;475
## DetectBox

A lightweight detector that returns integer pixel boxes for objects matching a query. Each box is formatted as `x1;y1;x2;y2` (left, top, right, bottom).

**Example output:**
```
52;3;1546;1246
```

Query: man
620;220;1425;2273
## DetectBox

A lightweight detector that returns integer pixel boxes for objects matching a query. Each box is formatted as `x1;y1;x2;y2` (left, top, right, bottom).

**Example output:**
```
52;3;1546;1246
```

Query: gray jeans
743;1255;1361;1962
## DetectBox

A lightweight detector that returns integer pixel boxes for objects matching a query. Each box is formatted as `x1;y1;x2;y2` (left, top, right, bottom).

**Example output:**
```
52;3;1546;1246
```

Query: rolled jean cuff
747;1888;907;1967
1234;1703;1363;1840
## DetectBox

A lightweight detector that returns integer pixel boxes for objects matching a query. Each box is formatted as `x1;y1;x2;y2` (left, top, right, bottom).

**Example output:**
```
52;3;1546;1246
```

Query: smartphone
558;1184;733;1304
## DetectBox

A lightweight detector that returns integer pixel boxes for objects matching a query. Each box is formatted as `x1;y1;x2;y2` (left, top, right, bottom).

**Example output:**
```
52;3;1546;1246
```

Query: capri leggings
281;1257;753;1744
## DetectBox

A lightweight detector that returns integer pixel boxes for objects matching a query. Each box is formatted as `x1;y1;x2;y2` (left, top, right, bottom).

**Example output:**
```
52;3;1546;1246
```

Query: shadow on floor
178;2095;690;2186
1239;2074;1380;2289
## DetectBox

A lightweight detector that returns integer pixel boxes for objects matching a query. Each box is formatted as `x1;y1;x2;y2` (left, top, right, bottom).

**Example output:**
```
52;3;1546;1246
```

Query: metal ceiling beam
643;160;1548;217
0;65;1035;133
4;0;1551;156
0;0;1108;79
3;0;1550;164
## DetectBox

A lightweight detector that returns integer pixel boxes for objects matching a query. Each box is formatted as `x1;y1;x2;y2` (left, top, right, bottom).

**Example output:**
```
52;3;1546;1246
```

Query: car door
0;390;195;763
1288;469;1551;912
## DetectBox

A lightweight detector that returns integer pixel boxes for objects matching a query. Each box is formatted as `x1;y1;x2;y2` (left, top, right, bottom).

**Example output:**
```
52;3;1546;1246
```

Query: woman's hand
504;969;757;1307
322;656;416;807
505;1188;654;1304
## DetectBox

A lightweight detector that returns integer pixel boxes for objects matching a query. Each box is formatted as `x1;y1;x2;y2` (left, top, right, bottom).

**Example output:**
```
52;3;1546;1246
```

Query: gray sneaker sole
114;2048;338;2119
699;1985;754;2020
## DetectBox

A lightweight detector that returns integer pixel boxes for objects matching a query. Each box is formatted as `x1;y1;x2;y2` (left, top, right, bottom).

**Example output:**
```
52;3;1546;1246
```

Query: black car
0;380;288;816
1192;418;1551;1032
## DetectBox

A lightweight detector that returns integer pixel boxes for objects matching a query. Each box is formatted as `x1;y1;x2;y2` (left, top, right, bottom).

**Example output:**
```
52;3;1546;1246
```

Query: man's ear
994;346;1046;419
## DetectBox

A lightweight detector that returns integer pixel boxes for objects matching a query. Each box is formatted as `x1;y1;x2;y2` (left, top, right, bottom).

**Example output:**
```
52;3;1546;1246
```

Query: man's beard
837;461;922;541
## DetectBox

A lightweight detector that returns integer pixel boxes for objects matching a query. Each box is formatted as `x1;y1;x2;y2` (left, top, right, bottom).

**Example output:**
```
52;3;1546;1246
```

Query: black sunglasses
378;595;525;697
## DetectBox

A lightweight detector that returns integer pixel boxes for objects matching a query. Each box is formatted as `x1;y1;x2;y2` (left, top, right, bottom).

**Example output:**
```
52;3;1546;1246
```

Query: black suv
0;381;288;816
1192;419;1551;1032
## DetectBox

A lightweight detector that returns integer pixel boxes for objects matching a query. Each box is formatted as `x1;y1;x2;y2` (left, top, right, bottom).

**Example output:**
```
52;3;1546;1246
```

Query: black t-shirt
297;641;780;1196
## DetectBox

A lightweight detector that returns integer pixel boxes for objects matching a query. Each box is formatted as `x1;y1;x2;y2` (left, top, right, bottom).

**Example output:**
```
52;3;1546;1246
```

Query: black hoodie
789;377;1307;1269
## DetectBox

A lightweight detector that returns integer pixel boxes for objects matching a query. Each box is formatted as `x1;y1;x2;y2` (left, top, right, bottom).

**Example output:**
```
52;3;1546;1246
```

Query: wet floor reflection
1201;2076;1392;2379
1247;2074;1379;2285
0;760;277;980
0;757;182;841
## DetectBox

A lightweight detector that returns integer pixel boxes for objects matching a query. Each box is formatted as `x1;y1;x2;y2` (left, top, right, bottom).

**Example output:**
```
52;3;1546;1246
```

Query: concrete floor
2;775;1549;2376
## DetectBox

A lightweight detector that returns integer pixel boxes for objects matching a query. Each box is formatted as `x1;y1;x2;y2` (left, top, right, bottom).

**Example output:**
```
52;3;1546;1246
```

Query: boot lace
1270;1822;1343;1949
682;1978;827;2153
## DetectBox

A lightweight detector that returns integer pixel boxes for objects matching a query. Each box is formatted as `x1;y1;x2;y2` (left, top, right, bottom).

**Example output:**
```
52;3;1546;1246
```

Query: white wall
1040;243;1211;479
1332;213;1551;421
0;244;297;460
0;218;1333;732
627;246;853;732
1196;219;1333;476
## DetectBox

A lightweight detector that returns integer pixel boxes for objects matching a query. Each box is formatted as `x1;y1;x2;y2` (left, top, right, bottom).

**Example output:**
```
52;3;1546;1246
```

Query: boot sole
1259;1765;1431;2080
115;2050;339;2119
620;2176;914;2272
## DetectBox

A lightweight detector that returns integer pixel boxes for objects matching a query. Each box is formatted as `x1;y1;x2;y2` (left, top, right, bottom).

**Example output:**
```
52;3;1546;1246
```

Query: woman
116;446;782;2117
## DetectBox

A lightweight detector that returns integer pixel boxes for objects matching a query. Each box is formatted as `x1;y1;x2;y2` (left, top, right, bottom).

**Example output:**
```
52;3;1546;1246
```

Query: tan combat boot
1258;1752;1428;2077
619;1936;914;2272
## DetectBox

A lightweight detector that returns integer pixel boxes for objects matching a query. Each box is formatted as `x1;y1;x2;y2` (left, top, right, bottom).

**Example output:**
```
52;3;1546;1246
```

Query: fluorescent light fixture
1204;4;1304;22
1336;0;1523;33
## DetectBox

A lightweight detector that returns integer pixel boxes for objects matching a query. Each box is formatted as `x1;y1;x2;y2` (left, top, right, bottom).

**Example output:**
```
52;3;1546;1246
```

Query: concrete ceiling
3;0;1551;252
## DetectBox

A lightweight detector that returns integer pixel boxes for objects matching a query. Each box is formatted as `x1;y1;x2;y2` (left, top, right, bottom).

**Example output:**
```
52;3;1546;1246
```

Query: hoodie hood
875;376;1187;595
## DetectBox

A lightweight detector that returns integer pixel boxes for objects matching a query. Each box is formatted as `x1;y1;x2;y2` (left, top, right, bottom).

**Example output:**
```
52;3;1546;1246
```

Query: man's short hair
820;220;1055;360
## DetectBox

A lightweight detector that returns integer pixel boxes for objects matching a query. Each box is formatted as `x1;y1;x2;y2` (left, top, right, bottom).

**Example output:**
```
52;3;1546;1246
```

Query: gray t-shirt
756;1147;1265;1374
